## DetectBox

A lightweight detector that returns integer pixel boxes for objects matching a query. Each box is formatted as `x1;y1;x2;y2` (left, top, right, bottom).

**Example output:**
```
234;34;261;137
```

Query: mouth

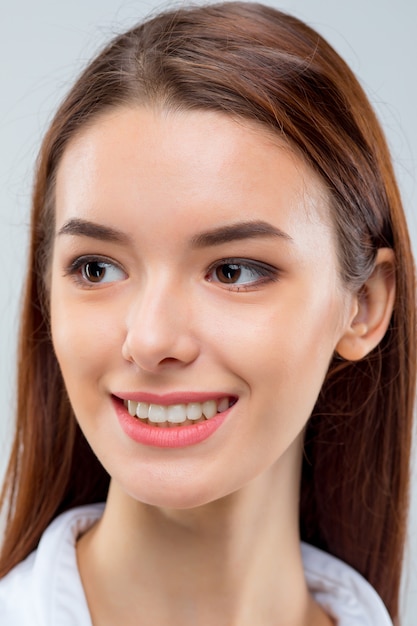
122;397;237;428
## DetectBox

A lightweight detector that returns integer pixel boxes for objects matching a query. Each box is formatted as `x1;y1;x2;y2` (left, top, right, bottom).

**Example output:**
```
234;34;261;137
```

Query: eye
65;256;127;286
206;258;279;289
82;260;124;284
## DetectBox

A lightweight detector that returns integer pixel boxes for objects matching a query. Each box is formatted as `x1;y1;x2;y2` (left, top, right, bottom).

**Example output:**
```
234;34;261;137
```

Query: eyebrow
190;220;293;247
56;218;293;247
57;219;130;244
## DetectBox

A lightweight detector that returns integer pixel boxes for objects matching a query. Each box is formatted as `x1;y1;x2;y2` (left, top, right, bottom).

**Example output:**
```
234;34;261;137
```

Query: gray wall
1;0;416;622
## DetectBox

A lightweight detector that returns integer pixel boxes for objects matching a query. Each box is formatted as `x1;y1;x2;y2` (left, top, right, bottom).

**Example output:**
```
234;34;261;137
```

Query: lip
112;395;234;448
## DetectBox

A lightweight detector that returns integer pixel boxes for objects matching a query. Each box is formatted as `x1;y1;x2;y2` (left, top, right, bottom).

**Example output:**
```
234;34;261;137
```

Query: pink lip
112;396;234;448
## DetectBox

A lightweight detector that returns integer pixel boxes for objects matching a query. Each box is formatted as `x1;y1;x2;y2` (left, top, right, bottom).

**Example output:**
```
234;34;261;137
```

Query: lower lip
113;398;230;448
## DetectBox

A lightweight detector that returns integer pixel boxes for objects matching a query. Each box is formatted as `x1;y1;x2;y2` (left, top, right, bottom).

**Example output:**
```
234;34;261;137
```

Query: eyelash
63;255;126;288
205;258;280;290
63;255;280;290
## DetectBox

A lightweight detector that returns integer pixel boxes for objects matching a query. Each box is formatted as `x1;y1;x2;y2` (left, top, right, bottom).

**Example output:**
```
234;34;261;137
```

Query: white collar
0;504;393;625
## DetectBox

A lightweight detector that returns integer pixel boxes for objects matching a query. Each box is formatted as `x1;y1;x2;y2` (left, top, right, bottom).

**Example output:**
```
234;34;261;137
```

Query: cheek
216;294;341;364
50;284;122;390
209;286;344;407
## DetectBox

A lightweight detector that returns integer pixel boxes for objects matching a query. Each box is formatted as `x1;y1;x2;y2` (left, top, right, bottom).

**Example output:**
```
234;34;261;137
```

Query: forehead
55;106;334;247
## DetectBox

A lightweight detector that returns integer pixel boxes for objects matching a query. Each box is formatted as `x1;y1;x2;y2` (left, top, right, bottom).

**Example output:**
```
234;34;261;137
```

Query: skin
50;106;390;625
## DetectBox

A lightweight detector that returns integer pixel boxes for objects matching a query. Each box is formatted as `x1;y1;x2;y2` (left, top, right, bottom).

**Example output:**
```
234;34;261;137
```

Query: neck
77;445;331;626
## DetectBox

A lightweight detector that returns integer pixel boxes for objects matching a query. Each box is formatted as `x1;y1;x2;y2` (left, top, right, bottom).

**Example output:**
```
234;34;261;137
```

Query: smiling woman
0;3;415;626
51;107;352;505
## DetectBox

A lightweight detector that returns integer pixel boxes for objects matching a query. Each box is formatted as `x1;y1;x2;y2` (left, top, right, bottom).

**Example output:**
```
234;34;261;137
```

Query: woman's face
51;107;355;508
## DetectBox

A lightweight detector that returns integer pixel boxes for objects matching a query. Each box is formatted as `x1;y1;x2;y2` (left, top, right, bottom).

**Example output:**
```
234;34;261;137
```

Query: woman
0;2;415;624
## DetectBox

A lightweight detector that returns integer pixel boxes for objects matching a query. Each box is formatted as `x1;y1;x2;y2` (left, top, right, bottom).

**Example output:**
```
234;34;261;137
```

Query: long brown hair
1;3;415;622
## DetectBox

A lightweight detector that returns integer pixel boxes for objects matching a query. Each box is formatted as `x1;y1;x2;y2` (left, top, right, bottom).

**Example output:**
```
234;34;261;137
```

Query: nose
121;276;200;372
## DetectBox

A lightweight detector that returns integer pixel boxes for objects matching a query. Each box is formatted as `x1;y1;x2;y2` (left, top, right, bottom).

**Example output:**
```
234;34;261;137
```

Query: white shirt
0;504;393;625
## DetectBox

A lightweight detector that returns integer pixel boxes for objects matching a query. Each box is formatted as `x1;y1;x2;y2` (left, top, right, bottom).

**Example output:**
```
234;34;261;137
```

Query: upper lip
113;391;236;405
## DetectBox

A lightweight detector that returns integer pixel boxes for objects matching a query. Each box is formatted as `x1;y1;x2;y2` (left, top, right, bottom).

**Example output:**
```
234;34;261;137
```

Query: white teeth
127;400;137;417
136;402;149;419
148;404;167;423
167;404;187;423
187;403;203;421
123;397;233;425
202;400;217;419
217;397;229;413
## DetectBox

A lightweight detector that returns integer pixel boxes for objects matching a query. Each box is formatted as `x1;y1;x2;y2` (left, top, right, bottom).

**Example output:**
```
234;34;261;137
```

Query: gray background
1;0;416;622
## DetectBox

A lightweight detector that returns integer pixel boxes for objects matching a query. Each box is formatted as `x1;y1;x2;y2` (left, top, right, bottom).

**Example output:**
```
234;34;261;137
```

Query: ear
336;248;396;361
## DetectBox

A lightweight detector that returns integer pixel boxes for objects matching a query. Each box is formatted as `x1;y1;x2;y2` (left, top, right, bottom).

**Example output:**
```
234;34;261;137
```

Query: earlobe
336;248;396;361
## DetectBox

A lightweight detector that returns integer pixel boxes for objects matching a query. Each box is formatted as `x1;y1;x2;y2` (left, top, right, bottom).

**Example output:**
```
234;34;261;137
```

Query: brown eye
70;258;127;285
206;258;279;289
83;261;109;283
215;264;242;283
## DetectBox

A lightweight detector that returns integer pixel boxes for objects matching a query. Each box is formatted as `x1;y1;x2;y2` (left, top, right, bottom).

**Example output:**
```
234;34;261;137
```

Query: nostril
159;357;185;366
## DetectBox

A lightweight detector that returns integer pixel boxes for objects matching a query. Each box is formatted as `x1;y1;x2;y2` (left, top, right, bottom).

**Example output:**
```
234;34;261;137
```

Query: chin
118;471;237;511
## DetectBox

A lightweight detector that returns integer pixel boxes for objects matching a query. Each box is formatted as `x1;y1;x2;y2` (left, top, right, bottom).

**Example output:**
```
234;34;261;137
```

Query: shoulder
0;503;104;626
302;542;393;626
